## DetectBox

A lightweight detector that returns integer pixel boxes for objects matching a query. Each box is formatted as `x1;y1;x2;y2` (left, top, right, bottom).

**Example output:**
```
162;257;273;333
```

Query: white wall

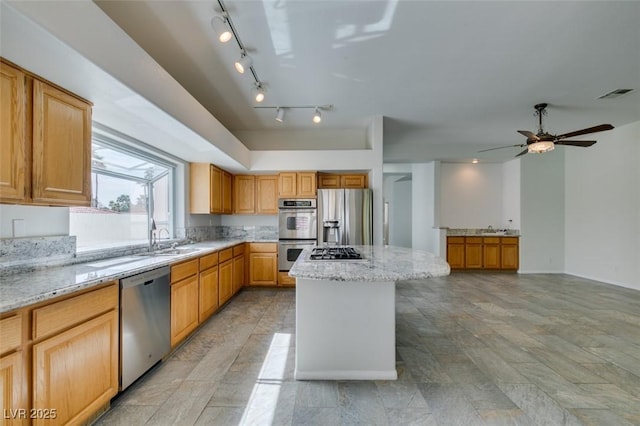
564;120;640;290
502;159;521;231
519;149;565;273
412;163;440;253
0;205;69;238
386;177;412;248
439;163;504;228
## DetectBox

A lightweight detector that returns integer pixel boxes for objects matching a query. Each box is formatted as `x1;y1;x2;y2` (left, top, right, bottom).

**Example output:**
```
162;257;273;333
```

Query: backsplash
1;225;278;275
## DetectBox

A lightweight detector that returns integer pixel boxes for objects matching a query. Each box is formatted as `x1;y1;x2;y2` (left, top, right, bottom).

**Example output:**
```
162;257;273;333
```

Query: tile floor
96;273;640;425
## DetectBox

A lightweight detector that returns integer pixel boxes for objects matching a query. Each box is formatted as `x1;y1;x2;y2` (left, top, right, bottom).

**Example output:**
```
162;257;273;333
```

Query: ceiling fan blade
555;124;614;139
555;140;597;147
517;130;539;140
478;144;524;153
515;148;529;157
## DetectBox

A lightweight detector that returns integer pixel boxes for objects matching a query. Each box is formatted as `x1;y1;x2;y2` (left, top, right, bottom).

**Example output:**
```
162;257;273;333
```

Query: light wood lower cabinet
248;243;278;286
447;236;519;271
198;266;218;323
33;310;118;425
218;260;233;305
170;260;199;347
233;255;245;294
0;351;25;425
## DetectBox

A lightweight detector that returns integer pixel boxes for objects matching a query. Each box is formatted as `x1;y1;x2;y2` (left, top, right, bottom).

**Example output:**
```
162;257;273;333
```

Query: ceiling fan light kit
479;102;614;157
212;0;332;123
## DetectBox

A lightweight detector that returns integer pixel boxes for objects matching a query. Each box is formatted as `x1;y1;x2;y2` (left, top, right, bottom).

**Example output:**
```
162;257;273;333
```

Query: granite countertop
447;233;520;237
289;245;450;282
0;239;277;313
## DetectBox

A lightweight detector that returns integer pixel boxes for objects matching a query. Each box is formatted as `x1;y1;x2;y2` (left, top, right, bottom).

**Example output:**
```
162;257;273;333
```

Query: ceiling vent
597;89;634;99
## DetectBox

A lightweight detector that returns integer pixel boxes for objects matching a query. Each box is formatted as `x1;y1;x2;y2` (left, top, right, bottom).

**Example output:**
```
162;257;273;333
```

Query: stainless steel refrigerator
317;189;373;245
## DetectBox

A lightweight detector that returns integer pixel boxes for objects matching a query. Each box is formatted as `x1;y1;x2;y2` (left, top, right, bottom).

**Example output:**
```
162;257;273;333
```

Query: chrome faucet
487;225;494;232
149;219;157;252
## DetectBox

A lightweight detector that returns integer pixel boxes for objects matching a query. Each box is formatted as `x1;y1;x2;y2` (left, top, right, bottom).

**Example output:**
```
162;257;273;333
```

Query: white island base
295;277;397;380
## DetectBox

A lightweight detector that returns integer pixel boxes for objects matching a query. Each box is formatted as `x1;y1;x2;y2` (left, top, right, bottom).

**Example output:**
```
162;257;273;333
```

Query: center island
289;245;450;381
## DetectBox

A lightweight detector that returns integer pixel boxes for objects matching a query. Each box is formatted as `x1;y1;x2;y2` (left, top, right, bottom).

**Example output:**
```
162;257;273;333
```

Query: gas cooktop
309;247;364;260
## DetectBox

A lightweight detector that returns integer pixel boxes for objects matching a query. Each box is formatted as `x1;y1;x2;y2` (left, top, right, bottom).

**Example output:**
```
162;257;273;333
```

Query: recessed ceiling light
472;159;478;164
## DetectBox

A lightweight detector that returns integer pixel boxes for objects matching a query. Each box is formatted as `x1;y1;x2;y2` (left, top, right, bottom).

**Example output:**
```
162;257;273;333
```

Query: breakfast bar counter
289;245;450;380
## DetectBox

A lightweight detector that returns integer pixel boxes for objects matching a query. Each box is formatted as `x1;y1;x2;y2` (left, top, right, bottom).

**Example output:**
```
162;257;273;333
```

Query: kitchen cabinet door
210;165;223;213
446;238;465;269
222;170;233;214
0;351;25;426
219;260;233;305
31;80;91;206
199;265;219;323
465;238;483;269
249;253;278;286
501;240;519;270
341;174;367;188
233;255;245;294
318;174;340;189
278;172;297;198
32;310;118;426
170;275;199;347
0;62;27;203
234;175;255;214
483;243;501;269
256;175;278;214
297;172;317;197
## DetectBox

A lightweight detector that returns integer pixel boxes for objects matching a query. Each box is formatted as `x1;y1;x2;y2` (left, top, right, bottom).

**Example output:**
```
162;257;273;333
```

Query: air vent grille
598;89;634;99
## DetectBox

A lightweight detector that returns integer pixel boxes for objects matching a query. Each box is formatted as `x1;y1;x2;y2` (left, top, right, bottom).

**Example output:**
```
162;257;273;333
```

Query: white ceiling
93;0;640;163
5;1;640;165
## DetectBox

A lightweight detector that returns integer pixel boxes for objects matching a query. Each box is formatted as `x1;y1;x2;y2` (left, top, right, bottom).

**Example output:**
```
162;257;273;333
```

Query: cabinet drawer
219;248;233;263
199;252;219;271
249;242;278;253
483;237;500;244
447;237;465;244
32;283;118;341
233;244;245;257
501;237;519;245
171;259;198;283
0;313;23;354
466;237;483;244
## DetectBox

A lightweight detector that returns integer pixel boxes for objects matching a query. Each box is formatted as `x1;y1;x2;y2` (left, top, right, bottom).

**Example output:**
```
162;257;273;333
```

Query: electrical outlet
12;219;26;237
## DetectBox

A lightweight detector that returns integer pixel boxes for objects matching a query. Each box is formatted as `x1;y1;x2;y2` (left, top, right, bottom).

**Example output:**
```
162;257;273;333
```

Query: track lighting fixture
234;53;252;74
255;105;333;124
312;108;322;124
252;83;265;103
210;15;232;43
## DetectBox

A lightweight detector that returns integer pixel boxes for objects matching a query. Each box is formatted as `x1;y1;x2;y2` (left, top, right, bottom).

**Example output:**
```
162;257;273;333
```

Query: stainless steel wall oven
278;198;317;271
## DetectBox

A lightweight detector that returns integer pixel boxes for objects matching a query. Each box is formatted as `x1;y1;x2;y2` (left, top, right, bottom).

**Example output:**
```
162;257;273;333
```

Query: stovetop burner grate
309;247;363;260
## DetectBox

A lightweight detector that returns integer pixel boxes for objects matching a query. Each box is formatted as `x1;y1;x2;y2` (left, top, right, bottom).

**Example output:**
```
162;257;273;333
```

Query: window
70;137;175;251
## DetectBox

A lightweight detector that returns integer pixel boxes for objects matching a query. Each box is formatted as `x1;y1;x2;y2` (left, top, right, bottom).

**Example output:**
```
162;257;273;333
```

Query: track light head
275;107;285;123
235;53;252;74
312;107;322;124
252;84;265;103
211;15;232;43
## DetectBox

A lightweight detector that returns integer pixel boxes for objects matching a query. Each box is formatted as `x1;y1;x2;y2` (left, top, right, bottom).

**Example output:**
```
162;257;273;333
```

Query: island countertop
289;245;450;282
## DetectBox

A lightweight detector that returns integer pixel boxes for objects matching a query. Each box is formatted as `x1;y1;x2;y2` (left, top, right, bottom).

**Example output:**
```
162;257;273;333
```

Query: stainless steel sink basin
137;247;201;257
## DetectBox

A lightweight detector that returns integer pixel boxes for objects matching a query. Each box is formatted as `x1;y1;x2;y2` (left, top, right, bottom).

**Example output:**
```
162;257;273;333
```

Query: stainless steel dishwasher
120;266;170;390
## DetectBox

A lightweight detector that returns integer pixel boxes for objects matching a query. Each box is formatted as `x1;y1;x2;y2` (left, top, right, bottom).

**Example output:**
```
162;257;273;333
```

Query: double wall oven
278;199;317;272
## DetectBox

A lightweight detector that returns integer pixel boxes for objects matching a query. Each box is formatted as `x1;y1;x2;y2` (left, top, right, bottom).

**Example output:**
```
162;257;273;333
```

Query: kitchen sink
137;247;201;257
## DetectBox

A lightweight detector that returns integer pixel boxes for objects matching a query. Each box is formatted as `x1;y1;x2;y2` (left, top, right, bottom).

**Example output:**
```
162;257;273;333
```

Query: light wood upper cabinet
256;175;278;214
0;62;27;203
318;173;368;189
234;175;278;215
31;80;92;206
1;60;92;207
234;175;255;214
278;172;317;198
190;163;233;214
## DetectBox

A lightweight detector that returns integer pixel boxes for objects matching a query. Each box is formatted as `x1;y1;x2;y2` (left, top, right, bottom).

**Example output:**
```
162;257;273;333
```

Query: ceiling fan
479;103;614;157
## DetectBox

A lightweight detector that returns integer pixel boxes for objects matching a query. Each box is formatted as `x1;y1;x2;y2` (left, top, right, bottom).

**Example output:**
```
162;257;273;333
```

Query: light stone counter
0;239;275;313
289;245;450;282
290;245;450;381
